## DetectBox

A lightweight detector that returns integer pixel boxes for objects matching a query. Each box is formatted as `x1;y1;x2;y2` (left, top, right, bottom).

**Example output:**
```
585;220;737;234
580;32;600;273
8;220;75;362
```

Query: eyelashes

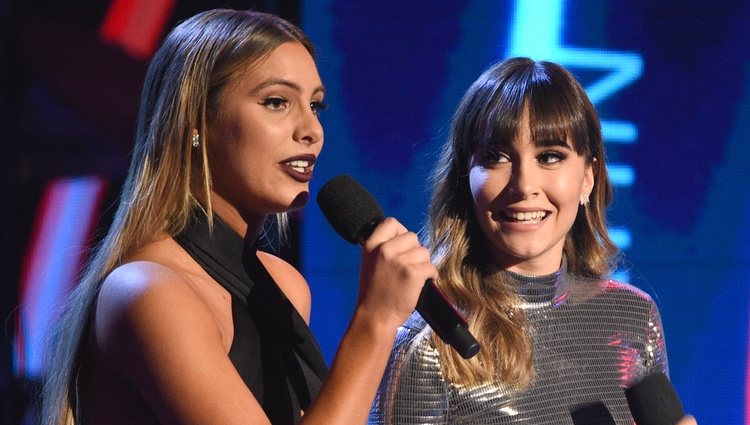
476;149;568;165
481;149;510;163
261;97;287;110
310;100;328;115
537;151;567;165
260;97;328;115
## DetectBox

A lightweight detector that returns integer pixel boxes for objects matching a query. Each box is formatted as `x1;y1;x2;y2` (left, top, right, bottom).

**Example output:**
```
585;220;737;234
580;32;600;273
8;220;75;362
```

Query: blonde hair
41;9;313;424
426;58;618;388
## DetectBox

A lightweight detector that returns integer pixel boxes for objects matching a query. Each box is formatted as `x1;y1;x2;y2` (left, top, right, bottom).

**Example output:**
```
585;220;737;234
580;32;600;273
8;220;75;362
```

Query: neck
494;243;566;276
501;256;563;276
209;192;267;246
503;258;568;305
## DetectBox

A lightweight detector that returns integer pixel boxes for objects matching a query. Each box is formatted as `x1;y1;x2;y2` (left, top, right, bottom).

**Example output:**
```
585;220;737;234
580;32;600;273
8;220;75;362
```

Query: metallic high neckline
502;259;569;307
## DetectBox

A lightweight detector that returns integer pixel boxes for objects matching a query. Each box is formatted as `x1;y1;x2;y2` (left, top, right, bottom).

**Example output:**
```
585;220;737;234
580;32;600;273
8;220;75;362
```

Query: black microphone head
317;175;385;244
625;372;685;425
569;401;616;425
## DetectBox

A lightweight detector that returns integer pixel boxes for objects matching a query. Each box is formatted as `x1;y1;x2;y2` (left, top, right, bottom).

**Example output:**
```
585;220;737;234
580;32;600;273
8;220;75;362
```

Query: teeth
287;160;311;173
506;211;547;221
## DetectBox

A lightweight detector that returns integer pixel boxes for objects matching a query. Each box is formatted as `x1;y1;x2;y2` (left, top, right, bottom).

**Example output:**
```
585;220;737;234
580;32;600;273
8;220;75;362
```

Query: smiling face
207;41;325;224
469;107;594;275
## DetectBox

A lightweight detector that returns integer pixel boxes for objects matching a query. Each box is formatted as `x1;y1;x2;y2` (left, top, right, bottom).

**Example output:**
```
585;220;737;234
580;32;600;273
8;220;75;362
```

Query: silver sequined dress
369;263;668;424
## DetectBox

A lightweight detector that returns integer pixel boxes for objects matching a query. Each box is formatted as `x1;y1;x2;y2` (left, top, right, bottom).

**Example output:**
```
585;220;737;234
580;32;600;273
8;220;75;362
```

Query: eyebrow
251;78;326;96
533;138;572;149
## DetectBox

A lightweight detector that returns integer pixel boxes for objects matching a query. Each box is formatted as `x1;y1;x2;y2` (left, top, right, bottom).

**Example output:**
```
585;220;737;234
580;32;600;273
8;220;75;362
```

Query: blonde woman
42;9;434;425
371;58;696;425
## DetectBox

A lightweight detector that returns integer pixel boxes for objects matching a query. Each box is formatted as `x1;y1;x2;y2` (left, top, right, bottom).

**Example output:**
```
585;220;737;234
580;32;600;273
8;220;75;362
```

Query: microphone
569;401;616;425
317;174;480;359
625;372;685;425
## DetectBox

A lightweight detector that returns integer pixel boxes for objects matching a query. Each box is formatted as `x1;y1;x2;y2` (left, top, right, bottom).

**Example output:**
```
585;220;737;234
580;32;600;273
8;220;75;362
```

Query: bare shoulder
99;259;196;304
90;240;271;423
95;258;223;370
257;250;311;322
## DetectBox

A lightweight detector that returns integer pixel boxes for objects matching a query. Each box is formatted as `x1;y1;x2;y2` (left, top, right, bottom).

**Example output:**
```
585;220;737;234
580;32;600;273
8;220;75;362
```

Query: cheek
468;166;488;207
551;168;585;199
469;166;505;209
552;181;582;205
216;122;274;169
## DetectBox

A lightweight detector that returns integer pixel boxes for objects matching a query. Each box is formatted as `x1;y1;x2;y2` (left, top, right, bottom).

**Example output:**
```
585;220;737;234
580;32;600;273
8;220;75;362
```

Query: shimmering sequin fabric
369;265;668;424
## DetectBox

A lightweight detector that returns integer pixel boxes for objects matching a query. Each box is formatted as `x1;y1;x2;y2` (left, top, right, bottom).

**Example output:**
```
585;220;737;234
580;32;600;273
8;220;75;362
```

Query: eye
261;97;288;111
310;100;328;115
537;151;567;165
482;149;510;163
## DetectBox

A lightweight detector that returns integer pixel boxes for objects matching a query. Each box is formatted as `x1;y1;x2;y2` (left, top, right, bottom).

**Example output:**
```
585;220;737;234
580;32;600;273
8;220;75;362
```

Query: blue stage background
301;1;750;423
5;1;749;423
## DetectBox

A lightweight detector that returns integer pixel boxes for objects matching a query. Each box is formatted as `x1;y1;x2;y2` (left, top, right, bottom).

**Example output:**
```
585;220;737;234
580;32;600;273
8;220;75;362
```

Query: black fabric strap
174;211;328;422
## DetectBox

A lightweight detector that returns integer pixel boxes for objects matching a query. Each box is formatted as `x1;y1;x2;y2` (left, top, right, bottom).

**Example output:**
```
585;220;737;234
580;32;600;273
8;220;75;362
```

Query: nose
508;160;540;199
294;105;323;145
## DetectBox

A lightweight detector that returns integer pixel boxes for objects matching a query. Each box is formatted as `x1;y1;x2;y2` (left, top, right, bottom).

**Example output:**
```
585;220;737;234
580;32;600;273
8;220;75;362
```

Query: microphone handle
417;279;480;359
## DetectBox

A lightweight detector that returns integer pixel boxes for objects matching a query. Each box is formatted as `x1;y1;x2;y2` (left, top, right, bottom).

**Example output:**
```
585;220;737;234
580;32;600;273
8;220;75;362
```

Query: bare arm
96;262;273;425
95;217;432;425
251;218;433;424
300;217;435;424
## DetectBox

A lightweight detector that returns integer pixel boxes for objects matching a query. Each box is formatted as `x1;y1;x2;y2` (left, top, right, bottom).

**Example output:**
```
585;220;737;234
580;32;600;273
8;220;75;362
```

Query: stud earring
191;131;200;148
580;194;590;206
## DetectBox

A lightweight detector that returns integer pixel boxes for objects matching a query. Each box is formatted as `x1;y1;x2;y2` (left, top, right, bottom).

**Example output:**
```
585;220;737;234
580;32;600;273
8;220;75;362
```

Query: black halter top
174;212;328;424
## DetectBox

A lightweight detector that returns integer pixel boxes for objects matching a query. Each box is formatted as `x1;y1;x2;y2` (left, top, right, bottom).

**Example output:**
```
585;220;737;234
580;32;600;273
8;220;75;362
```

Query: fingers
364;218;436;281
357;217;437;326
363;217;408;251
376;243;435;284
372;231;425;266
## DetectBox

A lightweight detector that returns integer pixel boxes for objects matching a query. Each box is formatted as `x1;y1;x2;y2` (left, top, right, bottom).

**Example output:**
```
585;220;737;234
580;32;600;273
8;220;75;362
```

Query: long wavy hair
41;9;313;425
426;58;618;388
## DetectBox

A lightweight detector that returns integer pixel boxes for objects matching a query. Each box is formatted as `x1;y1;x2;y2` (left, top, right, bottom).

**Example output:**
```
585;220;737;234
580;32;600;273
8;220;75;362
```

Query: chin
494;244;547;264
495;239;541;257
286;191;310;211
507;251;543;263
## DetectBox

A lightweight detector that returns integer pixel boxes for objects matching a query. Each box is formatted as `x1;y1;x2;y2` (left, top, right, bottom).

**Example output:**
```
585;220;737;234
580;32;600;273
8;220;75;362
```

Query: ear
582;157;596;200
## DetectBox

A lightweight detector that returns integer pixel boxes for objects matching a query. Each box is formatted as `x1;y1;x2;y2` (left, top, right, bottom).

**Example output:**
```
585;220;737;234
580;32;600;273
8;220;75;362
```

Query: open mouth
280;154;317;182
285;159;313;173
501;210;549;223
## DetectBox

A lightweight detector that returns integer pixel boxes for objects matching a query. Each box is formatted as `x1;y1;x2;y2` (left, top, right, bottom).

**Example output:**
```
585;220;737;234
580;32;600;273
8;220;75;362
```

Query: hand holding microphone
317;175;480;359
358;216;434;329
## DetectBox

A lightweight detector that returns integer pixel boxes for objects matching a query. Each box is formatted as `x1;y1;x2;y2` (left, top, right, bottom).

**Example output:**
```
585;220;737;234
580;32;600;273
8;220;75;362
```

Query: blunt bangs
458;59;595;162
